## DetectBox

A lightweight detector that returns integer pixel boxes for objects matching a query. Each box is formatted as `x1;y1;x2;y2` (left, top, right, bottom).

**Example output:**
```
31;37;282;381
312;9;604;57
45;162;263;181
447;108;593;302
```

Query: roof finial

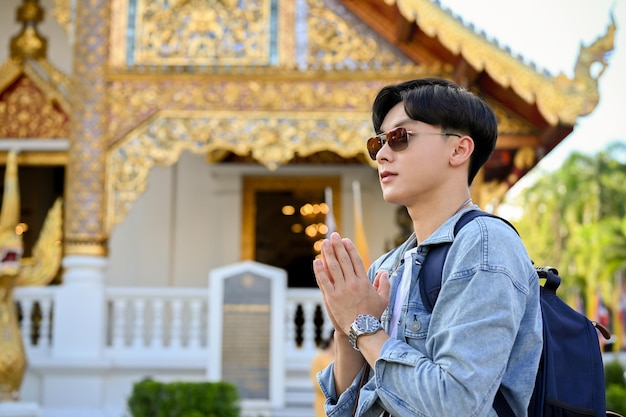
10;0;48;60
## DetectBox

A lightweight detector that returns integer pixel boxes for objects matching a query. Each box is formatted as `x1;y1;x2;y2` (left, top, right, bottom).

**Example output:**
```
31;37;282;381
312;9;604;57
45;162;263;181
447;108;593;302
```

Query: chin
381;189;401;205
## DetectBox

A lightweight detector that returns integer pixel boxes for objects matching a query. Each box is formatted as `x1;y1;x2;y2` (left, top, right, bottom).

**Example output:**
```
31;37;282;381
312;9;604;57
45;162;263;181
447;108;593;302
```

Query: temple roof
341;0;615;128
0;0;71;143
0;0;616;217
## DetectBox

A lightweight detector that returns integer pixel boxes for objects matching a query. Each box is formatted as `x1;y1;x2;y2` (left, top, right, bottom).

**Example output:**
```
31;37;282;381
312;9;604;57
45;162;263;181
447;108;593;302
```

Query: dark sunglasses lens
387;128;409;151
366;127;409;160
367;137;381;160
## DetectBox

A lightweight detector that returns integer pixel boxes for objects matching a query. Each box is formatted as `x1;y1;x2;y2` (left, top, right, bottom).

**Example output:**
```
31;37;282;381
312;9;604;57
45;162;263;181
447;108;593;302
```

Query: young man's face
374;102;458;207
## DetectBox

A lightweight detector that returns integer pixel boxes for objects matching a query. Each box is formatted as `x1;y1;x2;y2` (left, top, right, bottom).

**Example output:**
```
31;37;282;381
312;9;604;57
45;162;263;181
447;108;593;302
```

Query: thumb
375;270;391;301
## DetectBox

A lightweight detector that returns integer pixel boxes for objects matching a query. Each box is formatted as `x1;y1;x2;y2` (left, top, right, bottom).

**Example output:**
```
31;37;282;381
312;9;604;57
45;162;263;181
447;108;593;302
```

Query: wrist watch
349;314;382;351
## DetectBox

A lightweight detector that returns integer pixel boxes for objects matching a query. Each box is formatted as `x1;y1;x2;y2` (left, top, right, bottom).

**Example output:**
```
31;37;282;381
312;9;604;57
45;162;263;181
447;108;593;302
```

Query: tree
506;142;626;321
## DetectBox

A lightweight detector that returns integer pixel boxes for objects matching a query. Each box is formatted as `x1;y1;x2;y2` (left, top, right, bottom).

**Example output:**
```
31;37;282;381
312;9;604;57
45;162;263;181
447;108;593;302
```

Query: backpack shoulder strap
418;210;520;417
419;210;517;313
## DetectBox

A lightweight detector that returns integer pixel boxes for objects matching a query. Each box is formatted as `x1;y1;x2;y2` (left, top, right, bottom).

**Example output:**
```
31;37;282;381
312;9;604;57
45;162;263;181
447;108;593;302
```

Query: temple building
0;0;614;416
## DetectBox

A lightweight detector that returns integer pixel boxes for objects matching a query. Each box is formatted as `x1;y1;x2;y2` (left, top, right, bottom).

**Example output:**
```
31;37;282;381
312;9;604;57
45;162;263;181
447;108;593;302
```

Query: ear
450;135;474;167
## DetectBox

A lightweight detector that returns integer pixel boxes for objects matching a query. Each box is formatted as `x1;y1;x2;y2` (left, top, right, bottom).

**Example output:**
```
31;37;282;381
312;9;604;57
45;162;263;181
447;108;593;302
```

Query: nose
376;141;392;162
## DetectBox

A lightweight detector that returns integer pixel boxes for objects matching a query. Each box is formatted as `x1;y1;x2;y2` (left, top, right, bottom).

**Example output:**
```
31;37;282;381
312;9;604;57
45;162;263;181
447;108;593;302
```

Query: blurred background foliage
505;141;626;350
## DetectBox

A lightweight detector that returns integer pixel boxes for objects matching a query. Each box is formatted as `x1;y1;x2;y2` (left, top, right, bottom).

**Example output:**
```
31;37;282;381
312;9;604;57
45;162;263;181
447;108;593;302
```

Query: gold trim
241;176;341;261
389;0;614;125
64;241;108;257
105;67;445;82
109;0;128;67
0;152;67;166
0;59;24;92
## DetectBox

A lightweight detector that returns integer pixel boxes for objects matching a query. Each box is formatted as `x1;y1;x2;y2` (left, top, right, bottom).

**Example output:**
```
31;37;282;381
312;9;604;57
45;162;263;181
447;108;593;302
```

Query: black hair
371;78;498;185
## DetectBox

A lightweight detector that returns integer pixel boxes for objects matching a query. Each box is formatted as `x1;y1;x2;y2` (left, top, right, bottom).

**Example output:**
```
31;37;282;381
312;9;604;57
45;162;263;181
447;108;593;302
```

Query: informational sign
221;273;271;399
208;261;286;413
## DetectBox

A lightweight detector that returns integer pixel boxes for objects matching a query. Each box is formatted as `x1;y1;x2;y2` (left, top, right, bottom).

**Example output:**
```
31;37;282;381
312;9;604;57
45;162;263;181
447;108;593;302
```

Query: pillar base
0;402;40;417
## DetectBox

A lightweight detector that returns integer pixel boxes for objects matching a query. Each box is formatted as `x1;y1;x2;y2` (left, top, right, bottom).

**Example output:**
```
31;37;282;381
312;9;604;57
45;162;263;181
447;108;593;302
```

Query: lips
379;170;397;182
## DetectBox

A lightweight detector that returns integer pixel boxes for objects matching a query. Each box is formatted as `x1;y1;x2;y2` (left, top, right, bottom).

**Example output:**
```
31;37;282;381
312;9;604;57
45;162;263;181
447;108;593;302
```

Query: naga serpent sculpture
0;150;62;401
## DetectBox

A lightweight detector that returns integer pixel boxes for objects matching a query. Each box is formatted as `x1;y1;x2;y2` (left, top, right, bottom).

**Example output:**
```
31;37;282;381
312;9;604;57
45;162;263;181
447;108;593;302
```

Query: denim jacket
318;206;543;417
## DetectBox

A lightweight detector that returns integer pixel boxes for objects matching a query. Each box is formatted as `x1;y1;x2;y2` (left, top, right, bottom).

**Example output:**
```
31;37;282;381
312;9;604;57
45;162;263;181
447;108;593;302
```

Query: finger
318;240;335;284
341;237;367;277
376;271;391;301
313;258;333;291
313;259;344;334
373;271;381;290
320;234;349;283
327;233;357;279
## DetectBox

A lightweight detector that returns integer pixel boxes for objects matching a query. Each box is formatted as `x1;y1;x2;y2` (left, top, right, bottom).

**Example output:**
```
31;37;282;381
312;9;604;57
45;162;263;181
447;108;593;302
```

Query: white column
52;255;107;359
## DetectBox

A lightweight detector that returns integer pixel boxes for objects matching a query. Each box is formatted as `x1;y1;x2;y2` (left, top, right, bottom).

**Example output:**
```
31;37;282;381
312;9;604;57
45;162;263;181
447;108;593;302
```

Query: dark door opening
242;176;341;288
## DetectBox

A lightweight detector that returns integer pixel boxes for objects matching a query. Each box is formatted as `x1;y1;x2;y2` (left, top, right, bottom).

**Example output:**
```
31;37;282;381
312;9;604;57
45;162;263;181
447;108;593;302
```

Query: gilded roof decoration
0;74;69;138
132;0;273;66
103;0;423;74
386;0;615;125
105;110;374;231
0;0;72;139
107;75;445;143
35;0;613;232
0;58;72;114
305;0;417;71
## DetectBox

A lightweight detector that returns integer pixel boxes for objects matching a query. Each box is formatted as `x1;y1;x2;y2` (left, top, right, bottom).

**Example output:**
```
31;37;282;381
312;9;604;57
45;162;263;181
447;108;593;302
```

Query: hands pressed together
313;232;391;337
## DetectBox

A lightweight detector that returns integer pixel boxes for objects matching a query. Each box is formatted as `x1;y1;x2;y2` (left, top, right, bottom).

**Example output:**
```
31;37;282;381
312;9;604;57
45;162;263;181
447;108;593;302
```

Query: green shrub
605;360;626;416
605;360;626;388
128;378;239;417
607;384;626;416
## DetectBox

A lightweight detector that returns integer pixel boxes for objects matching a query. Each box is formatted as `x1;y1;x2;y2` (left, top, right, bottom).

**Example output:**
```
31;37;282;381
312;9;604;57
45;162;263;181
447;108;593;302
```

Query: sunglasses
366;127;462;160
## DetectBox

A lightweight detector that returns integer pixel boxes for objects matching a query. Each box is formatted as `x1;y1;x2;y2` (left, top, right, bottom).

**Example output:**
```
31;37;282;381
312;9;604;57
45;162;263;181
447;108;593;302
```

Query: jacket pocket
403;308;431;350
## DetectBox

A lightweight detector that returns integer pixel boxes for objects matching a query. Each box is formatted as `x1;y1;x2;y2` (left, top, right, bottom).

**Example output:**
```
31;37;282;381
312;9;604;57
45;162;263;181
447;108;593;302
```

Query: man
313;78;542;416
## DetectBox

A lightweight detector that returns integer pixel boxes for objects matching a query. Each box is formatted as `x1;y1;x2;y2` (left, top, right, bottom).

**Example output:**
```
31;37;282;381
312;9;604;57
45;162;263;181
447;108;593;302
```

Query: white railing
106;287;208;353
14;284;327;359
14;285;55;353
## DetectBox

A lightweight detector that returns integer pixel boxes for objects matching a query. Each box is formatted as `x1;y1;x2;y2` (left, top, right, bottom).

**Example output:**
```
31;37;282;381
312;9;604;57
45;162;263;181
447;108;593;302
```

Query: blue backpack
420;210;612;417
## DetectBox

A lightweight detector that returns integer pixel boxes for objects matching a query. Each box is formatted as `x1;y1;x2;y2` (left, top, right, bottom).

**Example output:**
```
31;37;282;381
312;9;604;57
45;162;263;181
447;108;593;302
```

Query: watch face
356;314;380;332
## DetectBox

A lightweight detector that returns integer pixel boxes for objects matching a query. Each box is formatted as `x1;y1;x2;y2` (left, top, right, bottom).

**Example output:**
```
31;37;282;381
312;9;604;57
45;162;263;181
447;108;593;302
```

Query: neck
408;195;473;243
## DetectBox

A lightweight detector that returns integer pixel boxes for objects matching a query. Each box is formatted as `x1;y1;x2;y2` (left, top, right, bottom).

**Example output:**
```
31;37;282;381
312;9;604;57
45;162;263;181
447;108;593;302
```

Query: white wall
106;155;400;287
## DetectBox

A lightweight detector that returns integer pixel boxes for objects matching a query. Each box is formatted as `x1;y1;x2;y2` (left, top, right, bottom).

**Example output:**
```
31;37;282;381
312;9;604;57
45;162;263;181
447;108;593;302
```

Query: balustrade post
38;299;52;350
132;299;146;349
19;299;34;350
111;299;127;349
188;300;202;349
170;300;183;349
285;301;296;351
150;299;164;349
302;301;316;352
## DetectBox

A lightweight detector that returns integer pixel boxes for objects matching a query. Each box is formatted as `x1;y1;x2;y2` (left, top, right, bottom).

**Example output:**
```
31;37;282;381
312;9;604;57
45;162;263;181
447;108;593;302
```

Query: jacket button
410;321;421;331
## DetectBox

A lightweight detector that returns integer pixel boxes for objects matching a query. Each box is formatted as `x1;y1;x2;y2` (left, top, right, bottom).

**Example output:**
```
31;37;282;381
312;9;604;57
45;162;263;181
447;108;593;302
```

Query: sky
438;0;625;194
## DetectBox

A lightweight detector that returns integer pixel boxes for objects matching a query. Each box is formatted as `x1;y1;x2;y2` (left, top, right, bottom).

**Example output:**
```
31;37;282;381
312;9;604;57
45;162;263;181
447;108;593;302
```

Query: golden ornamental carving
0;76;69;138
109;0;428;74
306;0;417;71
388;0;614;125
0;150;63;399
133;0;272;66
1;0;73;140
107;73;447;142
17;198;63;286
0;151;26;401
0;271;26;402
490;102;536;136
10;0;47;60
105;110;374;232
51;0;72;39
